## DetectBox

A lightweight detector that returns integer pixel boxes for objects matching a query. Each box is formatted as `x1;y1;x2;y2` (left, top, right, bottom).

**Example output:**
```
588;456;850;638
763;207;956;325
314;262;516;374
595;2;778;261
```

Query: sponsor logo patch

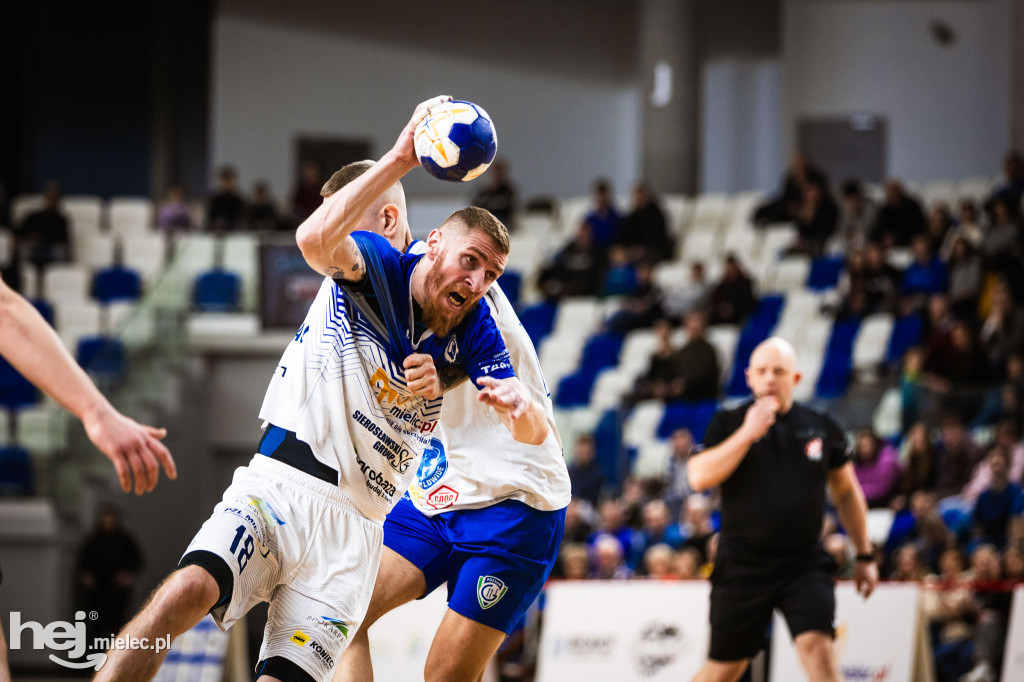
445;337;458;363
290;630;309;646
805;437;823;461
426;485;459;509
477;576;508;610
416;439;448;489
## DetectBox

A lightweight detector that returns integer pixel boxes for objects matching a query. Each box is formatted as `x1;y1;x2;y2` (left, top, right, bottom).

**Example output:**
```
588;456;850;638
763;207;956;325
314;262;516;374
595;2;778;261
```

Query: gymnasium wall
782;0;1012;184
210;14;643;203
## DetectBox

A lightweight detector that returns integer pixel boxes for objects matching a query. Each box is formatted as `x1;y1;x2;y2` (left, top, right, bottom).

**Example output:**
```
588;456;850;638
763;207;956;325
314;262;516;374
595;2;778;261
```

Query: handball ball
414;100;497;182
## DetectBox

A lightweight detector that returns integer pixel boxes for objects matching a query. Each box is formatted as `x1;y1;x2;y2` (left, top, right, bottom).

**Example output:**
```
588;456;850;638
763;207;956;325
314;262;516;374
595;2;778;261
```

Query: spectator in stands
678;494;716;558
753;152;827;225
77;505;144;642
583;178;622;251
661;261;711;322
560;543;590;580
1008;516;1024;551
970;448;1024;547
605;261;664;335
986;149;1024;220
291;159;324;226
470;157;516;228
568;434;605;507
838;179;877;251
156;185;192;233
926;203;955;254
946;238;984;318
980;280;1024;380
964;543;1010;682
601;245;639;297
639;500;684;560
935;415;985;499
618;476;649;531
939;321;993;419
863;242;902;314
923;294;957;375
1003;544;1024;580
589;500;639;563
674;546;703;579
940;199;985;259
615;181;673;263
206;166;245;232
853;429;902;508
17;181;70;277
885;491;950;567
871;179;927;247
538;221;607;299
665;427;695;517
707;253;755;326
642;544;678;579
923;547;976;682
835;248;875;319
962;417;1019;501
247;181;284;232
889;543;930;581
790;176;838;256
563;498;596;545
674;312;720;401
897;422;938;505
981;196;1022;269
901;235;948;306
590;534;632;579
630;319;685;403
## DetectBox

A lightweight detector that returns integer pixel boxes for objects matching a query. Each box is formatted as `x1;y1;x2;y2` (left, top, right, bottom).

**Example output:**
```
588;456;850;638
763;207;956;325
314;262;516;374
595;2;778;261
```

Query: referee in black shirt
688;338;877;682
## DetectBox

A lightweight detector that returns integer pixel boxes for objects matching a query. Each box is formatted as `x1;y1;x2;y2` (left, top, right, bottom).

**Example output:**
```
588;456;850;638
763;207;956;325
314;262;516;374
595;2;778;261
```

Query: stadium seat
623;400;665;450
222;233;259;311
887;314;924;364
706;324;740;385
555;370;600;408
76;335;127;384
721;222;761;265
816;318;861;398
10;194;43;227
517;212;556;237
42;264;92;302
690;193;731;233
633;439;672;480
17;404;67;456
758;224;797;267
806;256;844;291
866;508;895;545
921;180;956;209
887;247;912;270
589;368;635;411
518;301;557;348
557;196;590;235
661;194;692;237
579;333;624;371
765;256;811;292
679;230;719;262
852;313;895;375
62;195;104;233
76;233;117;270
54;299;103;350
496;271;522;309
193;270;242;312
593;409;622;485
122;234;167;284
93;265;142;304
0;357;40;409
956;177;993;204
0;230;13;268
657;400;718;441
539;333;587;394
109;196;154;238
0;445;34;496
551;297;602;338
618;328;660;380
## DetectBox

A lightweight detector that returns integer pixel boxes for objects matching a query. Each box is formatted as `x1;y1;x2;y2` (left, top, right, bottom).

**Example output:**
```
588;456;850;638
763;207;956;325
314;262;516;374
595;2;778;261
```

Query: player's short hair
443;206;510;256
320;160;406;199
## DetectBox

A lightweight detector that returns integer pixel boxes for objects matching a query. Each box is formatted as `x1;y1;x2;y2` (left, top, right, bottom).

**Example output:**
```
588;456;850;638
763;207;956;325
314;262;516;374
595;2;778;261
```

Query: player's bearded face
422;248;478;337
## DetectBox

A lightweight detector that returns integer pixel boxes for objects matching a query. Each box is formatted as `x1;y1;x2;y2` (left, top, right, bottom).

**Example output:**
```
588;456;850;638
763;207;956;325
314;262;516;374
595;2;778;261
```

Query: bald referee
688;338;877;682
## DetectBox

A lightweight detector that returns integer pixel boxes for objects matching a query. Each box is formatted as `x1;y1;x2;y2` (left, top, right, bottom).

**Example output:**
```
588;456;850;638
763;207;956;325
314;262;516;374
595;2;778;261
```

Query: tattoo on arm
326;266;345;279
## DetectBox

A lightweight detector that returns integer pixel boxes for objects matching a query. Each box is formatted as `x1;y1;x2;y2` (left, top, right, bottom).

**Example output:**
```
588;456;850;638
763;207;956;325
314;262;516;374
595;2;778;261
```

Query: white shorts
181;455;382;682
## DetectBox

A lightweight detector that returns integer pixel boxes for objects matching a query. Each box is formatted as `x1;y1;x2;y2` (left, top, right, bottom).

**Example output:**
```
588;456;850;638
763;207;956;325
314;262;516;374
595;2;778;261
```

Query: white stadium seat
551;297;603;339
619;328;660;380
589;368;635;412
706;324;740;385
690;193;731;233
76;233;117;270
661;194;693;237
679;229;719;262
539;333;586;393
853;313;895;378
122;234;167;284
622;400;665;450
62;195;104;233
764;256;811;293
109;196;154;238
54;299;103;350
633;439;673;480
11;194;43;227
42;264;92;302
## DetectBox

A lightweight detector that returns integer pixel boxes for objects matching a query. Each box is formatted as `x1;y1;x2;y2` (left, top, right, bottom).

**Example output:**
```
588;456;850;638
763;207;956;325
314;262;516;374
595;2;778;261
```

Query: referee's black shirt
699;400;851;560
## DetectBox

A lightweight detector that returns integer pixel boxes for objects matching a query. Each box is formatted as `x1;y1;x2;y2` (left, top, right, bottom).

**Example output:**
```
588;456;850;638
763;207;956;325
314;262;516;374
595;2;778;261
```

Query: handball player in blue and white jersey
319;163;570;682
98;96;549;682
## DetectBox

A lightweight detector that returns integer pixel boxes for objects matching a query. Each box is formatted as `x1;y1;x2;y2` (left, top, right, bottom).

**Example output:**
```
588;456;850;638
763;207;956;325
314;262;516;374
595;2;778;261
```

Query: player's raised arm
476;376;549;445
296;95;452;279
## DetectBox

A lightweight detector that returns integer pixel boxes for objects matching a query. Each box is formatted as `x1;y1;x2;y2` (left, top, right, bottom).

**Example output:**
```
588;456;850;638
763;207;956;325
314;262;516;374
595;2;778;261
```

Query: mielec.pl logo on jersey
8;610;170;670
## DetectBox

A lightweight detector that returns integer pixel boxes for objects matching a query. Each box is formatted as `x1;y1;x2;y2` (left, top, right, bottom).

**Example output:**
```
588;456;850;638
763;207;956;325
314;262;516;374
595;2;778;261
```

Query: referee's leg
793;631;841;682
692;658;750;682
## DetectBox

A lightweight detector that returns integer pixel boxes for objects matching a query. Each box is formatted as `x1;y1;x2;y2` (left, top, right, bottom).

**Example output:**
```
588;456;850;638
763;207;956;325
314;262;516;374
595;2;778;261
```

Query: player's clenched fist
404;353;441;400
741;396;779;441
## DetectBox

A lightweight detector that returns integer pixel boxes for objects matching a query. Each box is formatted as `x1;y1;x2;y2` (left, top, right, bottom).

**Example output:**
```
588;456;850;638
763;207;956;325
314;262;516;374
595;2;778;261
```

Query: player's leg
333;547;428;681
426;500;565;682
95;565;220;680
691;659;750;682
779;558;841;682
423;609;506;682
793;631;841;682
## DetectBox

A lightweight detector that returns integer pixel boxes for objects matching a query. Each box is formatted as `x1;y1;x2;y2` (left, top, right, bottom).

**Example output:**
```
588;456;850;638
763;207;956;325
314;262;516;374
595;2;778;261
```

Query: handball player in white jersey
319;162;570;682
97;96;549;682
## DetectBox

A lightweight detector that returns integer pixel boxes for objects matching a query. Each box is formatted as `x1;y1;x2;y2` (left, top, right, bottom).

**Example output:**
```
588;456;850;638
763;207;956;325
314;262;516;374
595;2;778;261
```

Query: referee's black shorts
708;546;836;662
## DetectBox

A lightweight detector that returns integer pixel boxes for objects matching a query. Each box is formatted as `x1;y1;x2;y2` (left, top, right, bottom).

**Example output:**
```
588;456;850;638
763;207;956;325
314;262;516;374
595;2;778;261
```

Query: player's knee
798;639;837;678
160;566;220;617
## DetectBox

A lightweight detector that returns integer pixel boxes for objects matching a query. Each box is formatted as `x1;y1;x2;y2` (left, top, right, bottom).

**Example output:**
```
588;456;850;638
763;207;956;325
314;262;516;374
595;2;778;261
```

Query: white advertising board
1002;585;1024;681
770;582;919;682
536;580;711;682
367;587;449;680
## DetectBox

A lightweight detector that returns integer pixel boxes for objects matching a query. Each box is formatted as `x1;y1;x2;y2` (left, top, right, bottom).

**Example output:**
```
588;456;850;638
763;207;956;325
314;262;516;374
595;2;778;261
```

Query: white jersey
258;232;514;524
405;240;571;515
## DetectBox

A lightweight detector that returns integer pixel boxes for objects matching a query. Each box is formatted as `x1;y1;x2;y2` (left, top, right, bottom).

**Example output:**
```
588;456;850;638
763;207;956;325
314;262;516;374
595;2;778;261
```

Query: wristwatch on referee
854;553;874;563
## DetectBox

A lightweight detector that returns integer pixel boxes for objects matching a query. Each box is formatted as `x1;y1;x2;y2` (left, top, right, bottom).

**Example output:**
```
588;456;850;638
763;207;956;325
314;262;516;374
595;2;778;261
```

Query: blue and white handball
414;100;497;182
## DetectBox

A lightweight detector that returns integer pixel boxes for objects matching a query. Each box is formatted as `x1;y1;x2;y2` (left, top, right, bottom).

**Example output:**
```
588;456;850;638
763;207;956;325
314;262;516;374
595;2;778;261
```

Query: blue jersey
258;231;515;522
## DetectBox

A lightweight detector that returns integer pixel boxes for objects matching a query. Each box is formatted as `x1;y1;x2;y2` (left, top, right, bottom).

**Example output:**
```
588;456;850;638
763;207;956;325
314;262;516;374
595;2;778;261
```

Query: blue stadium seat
806;256;845;291
555;370;599;407
816;318;861;398
496;271;522;309
0;445;33;496
887;314;924;364
657;400;718;442
193;270;242;312
76;336;127;384
594;409;622;486
579;333;624;371
30;299;55;325
518;301;557;349
0;357;40;409
93;265;143;304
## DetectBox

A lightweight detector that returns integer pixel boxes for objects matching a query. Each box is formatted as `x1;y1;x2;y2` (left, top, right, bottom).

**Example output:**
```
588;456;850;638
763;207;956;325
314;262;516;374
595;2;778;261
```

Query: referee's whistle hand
741;397;779;440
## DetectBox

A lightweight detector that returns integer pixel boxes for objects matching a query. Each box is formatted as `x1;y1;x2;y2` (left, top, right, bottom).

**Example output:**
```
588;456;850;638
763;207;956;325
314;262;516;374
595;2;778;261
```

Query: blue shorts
383;495;566;635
